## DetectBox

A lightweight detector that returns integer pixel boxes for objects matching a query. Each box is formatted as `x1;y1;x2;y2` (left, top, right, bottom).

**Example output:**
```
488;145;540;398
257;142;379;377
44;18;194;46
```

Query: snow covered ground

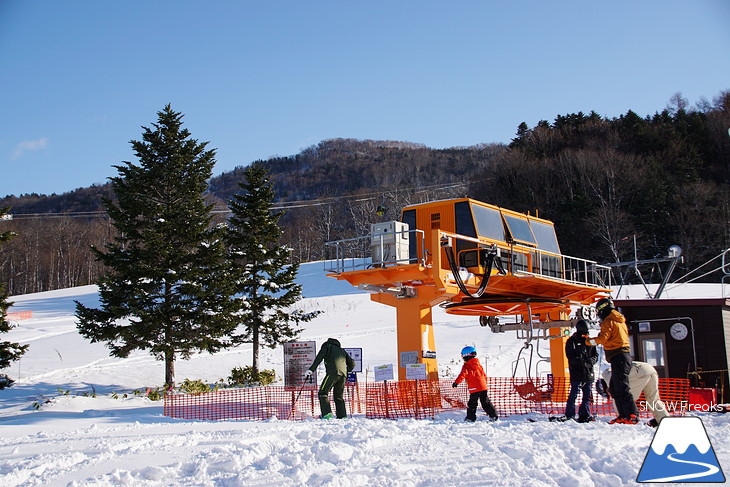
1;262;728;486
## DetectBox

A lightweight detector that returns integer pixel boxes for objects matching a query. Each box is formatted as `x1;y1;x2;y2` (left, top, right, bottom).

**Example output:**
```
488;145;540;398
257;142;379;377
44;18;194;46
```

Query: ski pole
287;375;312;420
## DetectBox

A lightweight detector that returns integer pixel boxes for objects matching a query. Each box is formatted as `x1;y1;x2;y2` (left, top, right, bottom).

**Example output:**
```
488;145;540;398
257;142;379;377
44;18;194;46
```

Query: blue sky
1;1;729;197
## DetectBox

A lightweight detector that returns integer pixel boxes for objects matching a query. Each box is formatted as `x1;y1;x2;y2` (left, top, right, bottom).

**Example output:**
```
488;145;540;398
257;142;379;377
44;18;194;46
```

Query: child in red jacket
452;346;498;422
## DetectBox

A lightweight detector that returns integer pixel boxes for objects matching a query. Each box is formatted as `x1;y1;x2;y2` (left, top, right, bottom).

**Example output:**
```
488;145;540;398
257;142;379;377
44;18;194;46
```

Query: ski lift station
324;198;613;381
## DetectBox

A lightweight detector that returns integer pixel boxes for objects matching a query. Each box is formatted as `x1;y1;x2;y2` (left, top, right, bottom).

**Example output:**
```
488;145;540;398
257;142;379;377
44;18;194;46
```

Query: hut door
638;334;668;377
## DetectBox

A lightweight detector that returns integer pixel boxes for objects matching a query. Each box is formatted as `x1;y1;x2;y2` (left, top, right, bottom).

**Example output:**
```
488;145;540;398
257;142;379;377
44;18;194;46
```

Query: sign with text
344;347;363;373
406;363;427;380
400;351;419;367
374;364;394;382
284;341;317;388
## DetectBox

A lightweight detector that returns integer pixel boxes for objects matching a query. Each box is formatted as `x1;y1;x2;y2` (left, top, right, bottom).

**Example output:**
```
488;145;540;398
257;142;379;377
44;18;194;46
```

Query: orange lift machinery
324;198;612;383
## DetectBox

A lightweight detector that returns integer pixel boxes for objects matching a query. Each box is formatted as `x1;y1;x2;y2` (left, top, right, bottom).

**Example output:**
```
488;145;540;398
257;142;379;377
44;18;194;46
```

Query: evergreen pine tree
75;105;237;387
0;208;28;373
227;162;319;374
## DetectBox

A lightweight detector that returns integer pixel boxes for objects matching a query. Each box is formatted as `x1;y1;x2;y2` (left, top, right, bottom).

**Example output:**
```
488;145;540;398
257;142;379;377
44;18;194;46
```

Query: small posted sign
344;347;363;373
374;364;394;382
406;363;427;380
400;351;419;367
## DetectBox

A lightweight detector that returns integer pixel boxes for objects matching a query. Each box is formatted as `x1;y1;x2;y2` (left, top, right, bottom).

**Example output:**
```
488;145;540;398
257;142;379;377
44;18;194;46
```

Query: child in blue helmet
452;346;498;422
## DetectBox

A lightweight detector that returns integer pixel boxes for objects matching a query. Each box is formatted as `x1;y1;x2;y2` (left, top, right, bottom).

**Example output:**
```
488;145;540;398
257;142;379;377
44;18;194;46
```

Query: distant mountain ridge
208;138;504;205
0;138;505;295
1;138;505;214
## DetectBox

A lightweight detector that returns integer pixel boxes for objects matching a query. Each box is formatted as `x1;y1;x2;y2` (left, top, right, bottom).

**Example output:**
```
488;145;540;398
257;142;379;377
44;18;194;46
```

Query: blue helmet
461;346;477;357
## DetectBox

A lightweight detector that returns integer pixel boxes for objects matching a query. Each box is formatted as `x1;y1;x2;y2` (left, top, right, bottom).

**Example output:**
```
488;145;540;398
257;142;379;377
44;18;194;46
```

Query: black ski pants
318;373;347;418
608;351;639;418
466;390;498;421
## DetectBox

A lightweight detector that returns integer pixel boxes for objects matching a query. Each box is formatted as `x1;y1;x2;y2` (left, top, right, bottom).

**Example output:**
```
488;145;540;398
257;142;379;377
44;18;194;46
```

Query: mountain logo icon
637;416;725;483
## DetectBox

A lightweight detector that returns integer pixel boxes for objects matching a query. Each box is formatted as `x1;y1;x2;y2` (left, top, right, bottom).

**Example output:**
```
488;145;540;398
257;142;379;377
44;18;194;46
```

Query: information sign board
284;341;317;388
405;363;427;380
374;364;394;382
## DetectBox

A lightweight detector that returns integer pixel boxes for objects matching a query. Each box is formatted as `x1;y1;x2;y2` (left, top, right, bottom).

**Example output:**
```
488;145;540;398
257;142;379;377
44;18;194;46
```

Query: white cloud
12;137;49;159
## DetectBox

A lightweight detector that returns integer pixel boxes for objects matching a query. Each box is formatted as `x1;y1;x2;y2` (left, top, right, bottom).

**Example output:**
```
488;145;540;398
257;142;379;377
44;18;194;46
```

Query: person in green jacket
304;338;355;419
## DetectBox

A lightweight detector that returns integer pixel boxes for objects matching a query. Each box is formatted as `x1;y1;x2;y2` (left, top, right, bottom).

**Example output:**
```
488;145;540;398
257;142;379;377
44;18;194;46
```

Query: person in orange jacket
452;346;498;422
586;298;639;424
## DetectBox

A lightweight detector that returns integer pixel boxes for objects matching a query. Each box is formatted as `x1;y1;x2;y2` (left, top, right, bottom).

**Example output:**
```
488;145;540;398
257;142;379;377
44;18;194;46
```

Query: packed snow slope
1;262;728;486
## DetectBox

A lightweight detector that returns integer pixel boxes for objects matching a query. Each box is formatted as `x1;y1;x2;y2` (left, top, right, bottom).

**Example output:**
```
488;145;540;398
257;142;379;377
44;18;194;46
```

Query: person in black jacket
304;338;355;419
562;320;598;422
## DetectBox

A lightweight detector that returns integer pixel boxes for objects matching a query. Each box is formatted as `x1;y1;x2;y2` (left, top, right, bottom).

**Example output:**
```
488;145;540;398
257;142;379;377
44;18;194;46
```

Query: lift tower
325;198;611;381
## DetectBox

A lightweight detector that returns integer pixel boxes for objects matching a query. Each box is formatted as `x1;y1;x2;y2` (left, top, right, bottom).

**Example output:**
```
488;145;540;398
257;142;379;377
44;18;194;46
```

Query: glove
304;370;313;379
452;382;458;388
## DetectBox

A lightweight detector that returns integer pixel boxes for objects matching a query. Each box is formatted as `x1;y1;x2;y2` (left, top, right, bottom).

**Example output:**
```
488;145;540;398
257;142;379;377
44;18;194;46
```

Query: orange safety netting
163;377;689;421
365;379;443;420
164;384;366;421
441;377;691;419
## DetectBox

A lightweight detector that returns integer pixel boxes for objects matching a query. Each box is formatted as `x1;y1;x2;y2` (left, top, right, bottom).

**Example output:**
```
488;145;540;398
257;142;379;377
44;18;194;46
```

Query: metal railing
511;245;613;289
324;229;426;273
324;229;611;290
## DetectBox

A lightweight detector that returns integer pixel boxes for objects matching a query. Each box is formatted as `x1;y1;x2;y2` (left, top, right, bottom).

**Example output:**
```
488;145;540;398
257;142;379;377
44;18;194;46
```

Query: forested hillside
0;139;504;294
470;91;730;273
208;139;504;203
1;91;728;295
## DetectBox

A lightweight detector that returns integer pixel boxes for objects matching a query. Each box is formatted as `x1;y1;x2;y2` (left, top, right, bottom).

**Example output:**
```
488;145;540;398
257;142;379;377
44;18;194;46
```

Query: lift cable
4;181;468;221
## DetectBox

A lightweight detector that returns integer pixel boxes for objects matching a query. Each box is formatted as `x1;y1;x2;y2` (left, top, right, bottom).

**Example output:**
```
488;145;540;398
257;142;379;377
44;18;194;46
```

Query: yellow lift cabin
324;198;612;382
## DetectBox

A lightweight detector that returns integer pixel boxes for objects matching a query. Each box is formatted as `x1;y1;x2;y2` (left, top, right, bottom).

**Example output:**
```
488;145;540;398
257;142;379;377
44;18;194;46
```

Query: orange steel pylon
325;198;611;381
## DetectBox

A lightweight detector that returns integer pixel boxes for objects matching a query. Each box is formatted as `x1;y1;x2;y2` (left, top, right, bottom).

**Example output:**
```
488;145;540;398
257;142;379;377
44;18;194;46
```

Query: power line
5;211;109;221
5;182;468;221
